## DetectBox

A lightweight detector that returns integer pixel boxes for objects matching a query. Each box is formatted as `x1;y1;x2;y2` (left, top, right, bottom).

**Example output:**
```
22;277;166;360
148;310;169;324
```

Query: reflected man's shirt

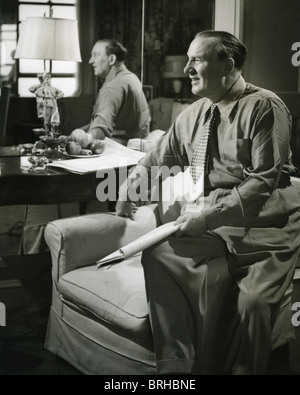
88;64;151;141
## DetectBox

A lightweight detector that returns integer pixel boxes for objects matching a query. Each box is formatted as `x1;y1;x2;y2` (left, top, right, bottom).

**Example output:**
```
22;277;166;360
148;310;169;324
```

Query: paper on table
96;221;181;268
47;137;146;174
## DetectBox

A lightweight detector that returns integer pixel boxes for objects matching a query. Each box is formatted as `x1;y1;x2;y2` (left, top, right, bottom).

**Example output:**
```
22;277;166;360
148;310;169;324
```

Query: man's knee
142;232;227;270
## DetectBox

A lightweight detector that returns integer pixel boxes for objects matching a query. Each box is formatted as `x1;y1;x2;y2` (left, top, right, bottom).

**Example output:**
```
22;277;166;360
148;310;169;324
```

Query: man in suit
116;30;300;374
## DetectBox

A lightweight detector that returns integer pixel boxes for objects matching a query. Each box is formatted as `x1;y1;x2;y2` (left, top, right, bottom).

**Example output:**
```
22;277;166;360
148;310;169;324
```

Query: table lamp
163;55;188;98
14;11;82;140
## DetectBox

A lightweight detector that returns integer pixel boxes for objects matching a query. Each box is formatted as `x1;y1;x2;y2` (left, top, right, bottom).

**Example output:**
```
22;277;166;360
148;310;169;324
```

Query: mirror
93;0;215;98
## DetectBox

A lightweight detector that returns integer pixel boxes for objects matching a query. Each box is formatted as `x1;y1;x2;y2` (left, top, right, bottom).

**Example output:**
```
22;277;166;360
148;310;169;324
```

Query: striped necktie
190;104;219;184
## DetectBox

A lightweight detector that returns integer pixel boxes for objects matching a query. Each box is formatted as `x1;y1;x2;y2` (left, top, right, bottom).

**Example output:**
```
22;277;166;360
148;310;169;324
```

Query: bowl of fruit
40;134;69;149
65;129;105;157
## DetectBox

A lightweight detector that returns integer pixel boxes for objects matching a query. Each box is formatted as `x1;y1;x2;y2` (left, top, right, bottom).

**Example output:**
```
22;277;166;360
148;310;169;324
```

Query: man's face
89;42;111;79
184;36;227;100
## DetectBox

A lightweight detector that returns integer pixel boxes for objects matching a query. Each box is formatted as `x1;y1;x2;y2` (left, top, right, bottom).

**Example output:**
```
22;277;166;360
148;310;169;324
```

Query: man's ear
224;57;235;75
108;54;117;66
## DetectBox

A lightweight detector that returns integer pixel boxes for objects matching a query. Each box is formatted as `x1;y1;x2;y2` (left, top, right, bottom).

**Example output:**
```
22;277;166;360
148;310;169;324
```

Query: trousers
141;185;300;375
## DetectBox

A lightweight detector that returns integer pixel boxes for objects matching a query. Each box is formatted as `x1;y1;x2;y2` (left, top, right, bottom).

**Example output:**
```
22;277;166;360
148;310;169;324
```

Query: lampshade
14;17;82;62
163;55;187;79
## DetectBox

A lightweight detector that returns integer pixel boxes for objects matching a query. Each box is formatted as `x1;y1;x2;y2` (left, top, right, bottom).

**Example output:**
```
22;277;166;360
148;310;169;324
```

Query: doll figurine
29;73;64;136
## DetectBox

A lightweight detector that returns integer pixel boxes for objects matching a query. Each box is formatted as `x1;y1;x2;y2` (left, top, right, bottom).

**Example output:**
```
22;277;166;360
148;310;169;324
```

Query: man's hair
96;39;127;62
195;30;248;70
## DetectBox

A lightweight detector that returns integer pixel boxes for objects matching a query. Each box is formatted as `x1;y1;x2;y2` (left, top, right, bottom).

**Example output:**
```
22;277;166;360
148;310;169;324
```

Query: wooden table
0;147;116;212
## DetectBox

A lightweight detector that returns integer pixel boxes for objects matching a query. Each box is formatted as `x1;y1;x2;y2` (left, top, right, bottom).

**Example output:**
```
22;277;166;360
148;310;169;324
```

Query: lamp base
39;135;69;160
172;78;183;94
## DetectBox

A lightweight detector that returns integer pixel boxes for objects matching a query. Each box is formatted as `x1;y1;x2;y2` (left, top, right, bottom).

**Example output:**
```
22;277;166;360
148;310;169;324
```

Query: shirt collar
104;63;127;85
203;75;246;123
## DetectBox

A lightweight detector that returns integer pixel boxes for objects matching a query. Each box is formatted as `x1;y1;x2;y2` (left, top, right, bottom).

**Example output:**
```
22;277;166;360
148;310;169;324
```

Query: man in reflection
71;39;151;146
22;40;149;254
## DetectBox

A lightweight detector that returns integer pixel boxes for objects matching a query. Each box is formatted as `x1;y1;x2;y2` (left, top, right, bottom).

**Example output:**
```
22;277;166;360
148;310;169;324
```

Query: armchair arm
291;175;300;190
44;204;158;282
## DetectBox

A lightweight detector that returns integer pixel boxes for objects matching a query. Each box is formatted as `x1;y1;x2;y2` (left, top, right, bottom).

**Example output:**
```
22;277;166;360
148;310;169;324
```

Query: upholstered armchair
43;98;300;374
44;205;158;375
43;178;300;374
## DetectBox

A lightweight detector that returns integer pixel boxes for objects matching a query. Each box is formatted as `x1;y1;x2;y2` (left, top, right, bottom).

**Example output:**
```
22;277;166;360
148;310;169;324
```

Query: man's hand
115;201;137;220
174;211;208;237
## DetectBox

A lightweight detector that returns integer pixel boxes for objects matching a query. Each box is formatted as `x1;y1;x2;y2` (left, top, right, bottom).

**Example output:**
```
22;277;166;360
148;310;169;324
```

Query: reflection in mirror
94;0;214;99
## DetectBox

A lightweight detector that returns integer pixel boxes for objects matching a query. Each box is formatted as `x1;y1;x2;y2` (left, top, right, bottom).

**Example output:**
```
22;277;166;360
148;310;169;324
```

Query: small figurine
29;73;45;121
29;73;64;136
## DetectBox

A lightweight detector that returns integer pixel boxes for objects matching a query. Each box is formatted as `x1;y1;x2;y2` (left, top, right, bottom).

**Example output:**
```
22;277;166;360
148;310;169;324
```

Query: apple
65;141;82;155
78;133;94;149
89;139;105;154
35;141;47;150
70;129;93;148
70;129;85;142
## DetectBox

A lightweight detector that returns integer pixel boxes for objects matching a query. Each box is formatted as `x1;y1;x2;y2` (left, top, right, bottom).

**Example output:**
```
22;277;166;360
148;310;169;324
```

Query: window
0;24;17;86
16;0;78;97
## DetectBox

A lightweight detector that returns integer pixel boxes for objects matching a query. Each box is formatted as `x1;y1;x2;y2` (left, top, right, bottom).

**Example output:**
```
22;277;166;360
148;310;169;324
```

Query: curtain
94;0;143;80
77;0;214;98
144;0;214;96
77;0;97;97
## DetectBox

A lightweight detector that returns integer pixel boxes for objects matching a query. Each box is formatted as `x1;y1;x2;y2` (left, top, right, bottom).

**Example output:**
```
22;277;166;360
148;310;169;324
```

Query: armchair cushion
58;255;152;337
